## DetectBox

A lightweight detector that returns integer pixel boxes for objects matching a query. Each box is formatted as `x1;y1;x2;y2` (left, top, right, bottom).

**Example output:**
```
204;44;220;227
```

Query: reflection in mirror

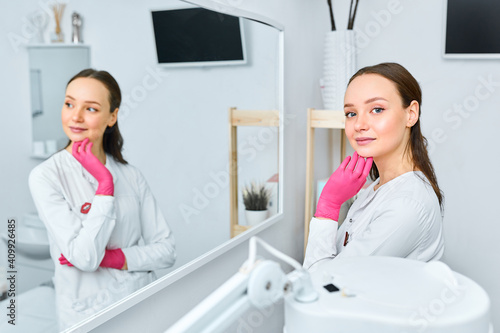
130;3;280;279
2;1;281;332
28;45;90;158
230;108;280;237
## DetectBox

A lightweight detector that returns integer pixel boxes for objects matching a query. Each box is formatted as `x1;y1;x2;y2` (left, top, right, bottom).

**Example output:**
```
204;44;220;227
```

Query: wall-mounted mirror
10;0;283;332
116;0;282;282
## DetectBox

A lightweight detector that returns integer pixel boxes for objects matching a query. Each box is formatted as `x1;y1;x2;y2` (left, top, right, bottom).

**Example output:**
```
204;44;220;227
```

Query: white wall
2;0;499;331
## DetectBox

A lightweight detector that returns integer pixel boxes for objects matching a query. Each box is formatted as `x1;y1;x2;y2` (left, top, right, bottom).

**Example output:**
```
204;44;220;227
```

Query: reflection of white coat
304;171;444;269
29;150;176;331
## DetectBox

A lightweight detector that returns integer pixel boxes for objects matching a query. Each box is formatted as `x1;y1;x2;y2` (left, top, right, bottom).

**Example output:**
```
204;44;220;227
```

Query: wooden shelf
229;107;280;238
304;108;347;251
232;225;251;237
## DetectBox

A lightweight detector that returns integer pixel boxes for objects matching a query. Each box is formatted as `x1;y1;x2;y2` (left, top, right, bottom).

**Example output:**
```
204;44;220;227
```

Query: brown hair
348;62;443;208
65;68;127;164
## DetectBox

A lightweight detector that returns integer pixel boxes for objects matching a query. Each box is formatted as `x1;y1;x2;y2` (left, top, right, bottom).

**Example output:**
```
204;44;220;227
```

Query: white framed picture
442;0;500;59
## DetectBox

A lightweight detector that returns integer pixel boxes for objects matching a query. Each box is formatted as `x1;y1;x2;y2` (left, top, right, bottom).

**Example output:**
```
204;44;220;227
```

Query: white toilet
0;213;57;333
0;213;54;293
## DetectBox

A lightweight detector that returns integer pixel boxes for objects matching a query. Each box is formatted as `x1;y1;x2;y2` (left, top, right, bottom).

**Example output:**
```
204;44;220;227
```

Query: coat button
349;218;353;223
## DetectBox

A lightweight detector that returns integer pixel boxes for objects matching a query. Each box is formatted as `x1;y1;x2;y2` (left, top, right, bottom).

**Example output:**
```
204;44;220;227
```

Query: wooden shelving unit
229;107;280;238
304;108;347;250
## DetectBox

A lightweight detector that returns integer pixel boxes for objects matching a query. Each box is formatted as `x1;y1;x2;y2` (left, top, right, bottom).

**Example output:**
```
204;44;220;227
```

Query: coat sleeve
121;169;176;272
28;166;116;272
303;217;339;269
335;196;429;259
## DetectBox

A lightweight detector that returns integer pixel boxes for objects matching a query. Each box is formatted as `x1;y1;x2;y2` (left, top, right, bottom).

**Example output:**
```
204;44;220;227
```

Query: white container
244;209;269;226
32;141;45;156
321;30;357;110
45;139;57;155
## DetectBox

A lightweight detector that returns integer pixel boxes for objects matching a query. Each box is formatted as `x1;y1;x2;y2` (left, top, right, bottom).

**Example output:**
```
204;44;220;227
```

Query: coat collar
61;149;118;185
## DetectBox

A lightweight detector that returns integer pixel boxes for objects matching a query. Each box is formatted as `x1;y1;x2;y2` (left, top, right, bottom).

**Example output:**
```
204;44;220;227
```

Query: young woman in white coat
29;69;176;330
304;63;444;269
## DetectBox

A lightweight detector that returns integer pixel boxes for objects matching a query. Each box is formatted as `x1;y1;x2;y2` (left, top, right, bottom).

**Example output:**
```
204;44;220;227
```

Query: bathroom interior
1;0;500;332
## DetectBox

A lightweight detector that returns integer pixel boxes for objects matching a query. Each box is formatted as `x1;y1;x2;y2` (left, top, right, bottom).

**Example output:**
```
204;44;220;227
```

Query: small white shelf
26;43;90;49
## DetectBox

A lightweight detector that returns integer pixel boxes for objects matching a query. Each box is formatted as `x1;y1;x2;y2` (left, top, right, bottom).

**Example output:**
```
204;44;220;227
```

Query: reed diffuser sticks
52;2;66;37
327;0;360;31
327;0;336;31
347;0;359;30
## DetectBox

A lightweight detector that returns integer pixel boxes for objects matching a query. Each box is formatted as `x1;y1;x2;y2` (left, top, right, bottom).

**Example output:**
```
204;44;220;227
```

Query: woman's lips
355;137;375;146
69;126;86;133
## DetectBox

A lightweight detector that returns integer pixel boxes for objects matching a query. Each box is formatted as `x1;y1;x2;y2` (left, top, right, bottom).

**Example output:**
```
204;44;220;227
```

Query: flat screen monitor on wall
151;8;247;67
444;0;500;59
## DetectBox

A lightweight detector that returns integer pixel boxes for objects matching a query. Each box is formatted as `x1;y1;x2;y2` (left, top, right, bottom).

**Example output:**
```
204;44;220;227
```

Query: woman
29;69;176;330
304;63;444;269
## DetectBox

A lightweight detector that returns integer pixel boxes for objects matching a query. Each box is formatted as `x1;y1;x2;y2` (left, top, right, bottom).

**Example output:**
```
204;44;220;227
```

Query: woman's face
61;77;117;147
343;73;418;161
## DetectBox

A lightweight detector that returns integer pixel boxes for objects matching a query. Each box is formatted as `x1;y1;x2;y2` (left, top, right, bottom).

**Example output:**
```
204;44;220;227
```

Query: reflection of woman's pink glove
59;254;74;266
99;248;126;269
315;152;373;221
72;138;114;196
59;249;126;269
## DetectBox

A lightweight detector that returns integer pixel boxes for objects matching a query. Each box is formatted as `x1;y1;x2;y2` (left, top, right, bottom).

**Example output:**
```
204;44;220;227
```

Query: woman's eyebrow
365;97;388;104
344;97;388;108
65;95;101;106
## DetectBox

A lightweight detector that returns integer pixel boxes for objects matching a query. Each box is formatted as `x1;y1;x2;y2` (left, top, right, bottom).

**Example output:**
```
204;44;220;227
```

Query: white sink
1;219;51;260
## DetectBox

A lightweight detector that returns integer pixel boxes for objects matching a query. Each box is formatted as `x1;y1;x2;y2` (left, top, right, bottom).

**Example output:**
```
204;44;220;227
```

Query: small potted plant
242;182;270;226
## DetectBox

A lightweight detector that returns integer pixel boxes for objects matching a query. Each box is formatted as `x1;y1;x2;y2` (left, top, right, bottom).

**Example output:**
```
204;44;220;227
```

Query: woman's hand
99;248;126;269
59;249;126;270
315;152;373;221
58;254;74;267
72;138;114;196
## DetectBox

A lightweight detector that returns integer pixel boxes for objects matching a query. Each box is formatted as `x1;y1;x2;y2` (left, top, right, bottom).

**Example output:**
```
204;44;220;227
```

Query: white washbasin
1;224;51;260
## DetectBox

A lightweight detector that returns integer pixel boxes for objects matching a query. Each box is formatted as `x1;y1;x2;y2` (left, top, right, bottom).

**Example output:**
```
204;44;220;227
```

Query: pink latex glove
99;248;126;269
59;249;126;270
58;254;74;266
72;138;114;196
315;152;373;221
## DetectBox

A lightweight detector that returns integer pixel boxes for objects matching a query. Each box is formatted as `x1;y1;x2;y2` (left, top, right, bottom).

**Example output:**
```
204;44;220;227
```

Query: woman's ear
406;101;419;128
108;108;119;127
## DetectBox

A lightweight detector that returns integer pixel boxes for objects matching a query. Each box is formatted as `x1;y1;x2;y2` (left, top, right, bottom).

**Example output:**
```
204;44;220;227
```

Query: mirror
116;1;281;278
8;0;283;332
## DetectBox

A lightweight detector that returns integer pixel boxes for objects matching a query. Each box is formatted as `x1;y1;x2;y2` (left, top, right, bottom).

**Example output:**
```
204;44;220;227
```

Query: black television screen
151;8;247;67
444;0;500;58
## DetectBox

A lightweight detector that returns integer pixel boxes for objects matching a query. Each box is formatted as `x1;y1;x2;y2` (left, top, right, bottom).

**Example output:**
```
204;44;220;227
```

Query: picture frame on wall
443;0;500;59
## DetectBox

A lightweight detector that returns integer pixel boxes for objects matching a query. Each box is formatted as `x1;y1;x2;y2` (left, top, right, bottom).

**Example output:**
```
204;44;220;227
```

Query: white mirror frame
68;2;284;332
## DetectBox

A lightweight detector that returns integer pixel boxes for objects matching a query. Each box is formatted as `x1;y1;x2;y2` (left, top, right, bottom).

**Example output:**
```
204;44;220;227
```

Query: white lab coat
304;171;444;269
29;150;176;331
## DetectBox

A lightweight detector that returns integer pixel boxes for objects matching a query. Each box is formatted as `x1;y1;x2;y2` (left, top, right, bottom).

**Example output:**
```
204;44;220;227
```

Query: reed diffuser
321;0;360;110
327;0;360;31
51;2;66;43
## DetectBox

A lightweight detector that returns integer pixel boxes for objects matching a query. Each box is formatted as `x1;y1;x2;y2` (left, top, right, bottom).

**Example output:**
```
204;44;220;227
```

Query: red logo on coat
80;202;92;214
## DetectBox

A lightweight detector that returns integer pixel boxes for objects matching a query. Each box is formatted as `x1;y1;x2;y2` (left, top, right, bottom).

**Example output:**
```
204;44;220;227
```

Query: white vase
321;30;357;110
245;209;269;226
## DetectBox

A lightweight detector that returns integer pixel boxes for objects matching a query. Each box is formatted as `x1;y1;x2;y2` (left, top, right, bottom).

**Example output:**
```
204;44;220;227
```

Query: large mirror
1;1;283;332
